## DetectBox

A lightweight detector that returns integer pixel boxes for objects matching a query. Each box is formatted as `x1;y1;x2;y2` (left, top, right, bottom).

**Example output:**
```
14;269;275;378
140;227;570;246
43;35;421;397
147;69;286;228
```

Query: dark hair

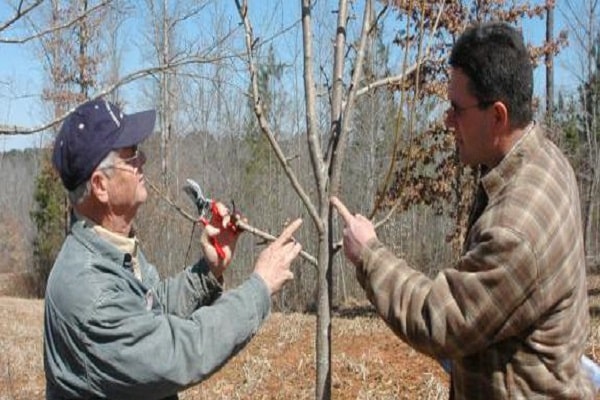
449;22;533;128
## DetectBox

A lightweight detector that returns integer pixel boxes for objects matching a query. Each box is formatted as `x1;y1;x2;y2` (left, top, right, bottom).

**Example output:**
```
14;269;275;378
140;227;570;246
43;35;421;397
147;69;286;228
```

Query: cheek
451;122;465;142
108;175;133;199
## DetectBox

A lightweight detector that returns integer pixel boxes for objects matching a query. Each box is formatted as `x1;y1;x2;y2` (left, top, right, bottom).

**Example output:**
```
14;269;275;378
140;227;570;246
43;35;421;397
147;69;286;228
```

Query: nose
444;108;453;129
444;108;456;130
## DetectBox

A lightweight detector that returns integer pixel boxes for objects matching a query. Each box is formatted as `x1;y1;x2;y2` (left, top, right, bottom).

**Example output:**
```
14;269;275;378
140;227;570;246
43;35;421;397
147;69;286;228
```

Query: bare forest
2;0;600;399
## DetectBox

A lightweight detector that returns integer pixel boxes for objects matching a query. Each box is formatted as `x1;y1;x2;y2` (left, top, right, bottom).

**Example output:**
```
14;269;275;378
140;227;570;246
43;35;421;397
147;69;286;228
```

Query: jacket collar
480;121;537;199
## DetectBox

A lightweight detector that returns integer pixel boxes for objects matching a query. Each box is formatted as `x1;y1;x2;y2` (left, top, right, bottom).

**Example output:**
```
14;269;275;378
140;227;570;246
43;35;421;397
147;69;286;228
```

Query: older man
44;98;302;399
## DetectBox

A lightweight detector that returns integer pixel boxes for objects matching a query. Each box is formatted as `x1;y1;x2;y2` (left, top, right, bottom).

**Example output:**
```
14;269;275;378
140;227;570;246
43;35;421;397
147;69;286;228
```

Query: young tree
236;1;402;397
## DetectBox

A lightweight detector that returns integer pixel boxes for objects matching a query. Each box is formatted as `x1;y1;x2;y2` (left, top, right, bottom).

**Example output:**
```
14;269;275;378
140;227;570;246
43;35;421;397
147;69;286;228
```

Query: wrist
192;258;224;288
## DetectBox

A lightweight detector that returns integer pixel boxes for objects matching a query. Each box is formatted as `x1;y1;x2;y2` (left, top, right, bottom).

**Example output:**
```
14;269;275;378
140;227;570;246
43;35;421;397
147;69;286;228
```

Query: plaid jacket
357;124;594;399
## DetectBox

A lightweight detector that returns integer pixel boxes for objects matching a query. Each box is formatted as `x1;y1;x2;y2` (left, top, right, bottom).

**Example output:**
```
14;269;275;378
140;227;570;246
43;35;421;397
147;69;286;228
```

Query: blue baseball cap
52;98;156;191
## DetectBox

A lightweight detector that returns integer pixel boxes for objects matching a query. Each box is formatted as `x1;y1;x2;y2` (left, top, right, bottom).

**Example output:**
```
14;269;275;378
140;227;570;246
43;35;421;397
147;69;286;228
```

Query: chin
456;149;472;166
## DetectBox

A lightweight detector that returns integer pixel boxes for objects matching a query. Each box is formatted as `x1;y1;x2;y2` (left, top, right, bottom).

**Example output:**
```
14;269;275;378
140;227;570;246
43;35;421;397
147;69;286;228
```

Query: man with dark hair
44;97;303;399
331;22;594;398
448;22;533;129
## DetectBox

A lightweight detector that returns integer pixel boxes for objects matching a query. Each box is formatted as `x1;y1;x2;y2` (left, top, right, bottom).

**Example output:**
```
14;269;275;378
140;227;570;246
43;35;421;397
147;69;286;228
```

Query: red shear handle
210;237;226;260
209;200;238;232
204;200;237;260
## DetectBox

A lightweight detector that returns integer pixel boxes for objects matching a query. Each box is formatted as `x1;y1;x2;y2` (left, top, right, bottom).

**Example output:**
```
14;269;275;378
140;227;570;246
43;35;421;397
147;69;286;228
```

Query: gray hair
68;150;119;205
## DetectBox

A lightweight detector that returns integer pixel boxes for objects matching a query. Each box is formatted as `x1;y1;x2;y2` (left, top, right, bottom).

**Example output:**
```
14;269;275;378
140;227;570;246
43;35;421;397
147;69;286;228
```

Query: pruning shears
182;178;239;260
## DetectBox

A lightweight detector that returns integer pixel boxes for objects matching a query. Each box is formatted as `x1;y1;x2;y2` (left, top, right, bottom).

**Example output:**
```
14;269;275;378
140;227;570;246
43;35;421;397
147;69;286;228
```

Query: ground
1;276;600;399
181;311;449;399
0;295;448;399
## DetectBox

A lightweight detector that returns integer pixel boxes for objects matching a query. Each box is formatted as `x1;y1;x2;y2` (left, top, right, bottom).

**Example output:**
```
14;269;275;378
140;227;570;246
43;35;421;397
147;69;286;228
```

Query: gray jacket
44;219;270;399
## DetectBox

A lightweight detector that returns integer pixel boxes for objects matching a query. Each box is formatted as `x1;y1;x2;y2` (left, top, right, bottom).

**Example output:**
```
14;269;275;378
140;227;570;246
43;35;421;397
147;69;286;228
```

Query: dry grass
182;311;449;400
2;286;600;399
0;273;37;298
0;296;45;400
0;297;448;400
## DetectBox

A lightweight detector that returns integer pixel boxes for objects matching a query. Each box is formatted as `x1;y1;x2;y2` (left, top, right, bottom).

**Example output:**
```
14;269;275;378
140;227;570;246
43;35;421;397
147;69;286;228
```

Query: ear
491;101;509;132
90;170;110;204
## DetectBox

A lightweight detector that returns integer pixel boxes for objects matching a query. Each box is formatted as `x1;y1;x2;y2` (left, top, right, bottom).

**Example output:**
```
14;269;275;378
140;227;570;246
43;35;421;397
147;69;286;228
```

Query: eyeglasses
447;100;494;117
100;147;146;173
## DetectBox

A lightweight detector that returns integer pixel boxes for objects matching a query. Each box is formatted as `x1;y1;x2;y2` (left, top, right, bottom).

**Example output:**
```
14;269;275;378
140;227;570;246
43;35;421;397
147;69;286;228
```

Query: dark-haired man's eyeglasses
447;100;494;117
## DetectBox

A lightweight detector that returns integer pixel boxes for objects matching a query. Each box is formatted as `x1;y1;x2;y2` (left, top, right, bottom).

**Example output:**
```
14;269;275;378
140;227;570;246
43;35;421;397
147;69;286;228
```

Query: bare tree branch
301;0;326;217
0;0;113;44
327;0;373;197
0;53;242;135
0;0;43;33
234;0;322;232
168;3;208;33
236;220;318;267
353;63;419;99
371;2;445;222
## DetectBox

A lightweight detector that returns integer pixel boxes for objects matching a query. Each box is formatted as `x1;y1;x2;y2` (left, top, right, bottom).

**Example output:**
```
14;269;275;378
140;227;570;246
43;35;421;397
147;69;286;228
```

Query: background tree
0;0;109;294
0;149;39;288
135;0;250;276
559;0;600;260
141;0;185;273
30;0;112;296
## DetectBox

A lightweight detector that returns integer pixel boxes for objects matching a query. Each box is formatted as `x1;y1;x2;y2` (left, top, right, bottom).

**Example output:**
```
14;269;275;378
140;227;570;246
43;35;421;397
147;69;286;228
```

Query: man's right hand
330;196;377;266
254;219;303;295
200;202;242;279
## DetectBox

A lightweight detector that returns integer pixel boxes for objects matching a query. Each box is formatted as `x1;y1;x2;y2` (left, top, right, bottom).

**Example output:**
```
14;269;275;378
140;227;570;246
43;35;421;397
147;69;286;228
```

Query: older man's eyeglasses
101;147;146;173
118;148;146;168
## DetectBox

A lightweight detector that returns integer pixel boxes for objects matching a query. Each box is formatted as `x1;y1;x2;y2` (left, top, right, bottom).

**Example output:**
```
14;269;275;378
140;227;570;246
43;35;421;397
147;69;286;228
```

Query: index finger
274;218;303;245
330;196;354;224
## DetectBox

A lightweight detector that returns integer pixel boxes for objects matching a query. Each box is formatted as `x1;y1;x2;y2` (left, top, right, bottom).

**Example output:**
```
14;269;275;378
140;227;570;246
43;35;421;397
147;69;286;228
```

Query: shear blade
183;178;209;216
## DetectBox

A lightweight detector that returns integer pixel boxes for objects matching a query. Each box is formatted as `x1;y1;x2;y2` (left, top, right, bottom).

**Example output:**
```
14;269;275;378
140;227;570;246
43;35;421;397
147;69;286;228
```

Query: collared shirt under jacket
356;124;594;399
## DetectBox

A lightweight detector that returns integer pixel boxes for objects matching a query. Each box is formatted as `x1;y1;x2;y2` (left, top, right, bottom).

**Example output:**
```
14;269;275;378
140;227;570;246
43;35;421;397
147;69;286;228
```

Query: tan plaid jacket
358;124;594;399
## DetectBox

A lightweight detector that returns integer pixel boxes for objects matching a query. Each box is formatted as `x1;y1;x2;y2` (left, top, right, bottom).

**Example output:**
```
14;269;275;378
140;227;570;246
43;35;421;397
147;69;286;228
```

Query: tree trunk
546;4;554;125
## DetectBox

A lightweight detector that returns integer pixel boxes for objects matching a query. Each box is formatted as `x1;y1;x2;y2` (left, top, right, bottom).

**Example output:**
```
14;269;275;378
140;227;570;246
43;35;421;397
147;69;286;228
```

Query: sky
0;1;49;152
0;43;46;151
0;0;586;152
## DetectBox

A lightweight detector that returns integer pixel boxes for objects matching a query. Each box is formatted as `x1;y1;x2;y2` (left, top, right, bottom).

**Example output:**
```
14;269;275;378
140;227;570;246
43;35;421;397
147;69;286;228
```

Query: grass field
1;276;600;399
0;295;449;399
